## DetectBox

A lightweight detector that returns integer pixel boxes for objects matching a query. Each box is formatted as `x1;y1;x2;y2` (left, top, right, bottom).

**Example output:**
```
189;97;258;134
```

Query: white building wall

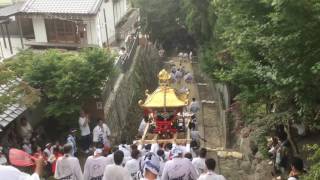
30;0;127;46
93;0;117;46
32;17;47;42
105;0;116;42
113;0;124;25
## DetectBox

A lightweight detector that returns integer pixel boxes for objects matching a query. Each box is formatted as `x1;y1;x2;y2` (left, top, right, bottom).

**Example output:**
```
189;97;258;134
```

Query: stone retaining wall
103;43;162;144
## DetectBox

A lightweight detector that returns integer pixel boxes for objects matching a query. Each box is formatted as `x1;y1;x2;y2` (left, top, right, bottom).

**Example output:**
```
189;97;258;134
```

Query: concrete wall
32;17;47;42
213;83;230;148
103;42;161;143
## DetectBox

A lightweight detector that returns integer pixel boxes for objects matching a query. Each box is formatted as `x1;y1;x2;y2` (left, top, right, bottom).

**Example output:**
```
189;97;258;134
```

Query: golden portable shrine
137;69;192;144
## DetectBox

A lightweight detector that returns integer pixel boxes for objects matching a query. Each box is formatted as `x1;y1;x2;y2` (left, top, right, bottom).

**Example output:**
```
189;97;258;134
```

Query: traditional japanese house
19;0;128;48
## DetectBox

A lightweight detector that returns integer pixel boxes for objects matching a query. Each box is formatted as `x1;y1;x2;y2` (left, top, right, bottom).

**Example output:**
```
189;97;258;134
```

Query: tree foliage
0;63;40;112
133;0;196;49
135;0;320;175
134;0;181;40
3;48;115;120
180;0;320;173
180;0;216;43
302;144;320;180
182;0;320;128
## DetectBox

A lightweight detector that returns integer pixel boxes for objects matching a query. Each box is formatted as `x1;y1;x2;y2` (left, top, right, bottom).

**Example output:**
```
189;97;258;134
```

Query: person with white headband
161;147;198;180
84;147;108;180
136;152;161;180
141;152;161;180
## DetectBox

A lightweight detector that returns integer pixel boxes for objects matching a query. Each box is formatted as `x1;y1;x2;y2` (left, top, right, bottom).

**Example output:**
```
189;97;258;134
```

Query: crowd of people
0;103;228;180
0;140;226;180
170;65;193;86
267;125;307;180
178;51;193;62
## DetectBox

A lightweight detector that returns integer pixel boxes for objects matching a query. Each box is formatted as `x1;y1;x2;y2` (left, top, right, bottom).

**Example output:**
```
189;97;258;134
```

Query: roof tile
0;82;26;130
21;0;102;15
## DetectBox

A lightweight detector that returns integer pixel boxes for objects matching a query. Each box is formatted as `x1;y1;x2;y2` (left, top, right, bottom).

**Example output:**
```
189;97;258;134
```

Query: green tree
134;0;183;44
180;0;320;155
303;144;320;180
180;0;216;43
0;63;40;112
4;48;115;122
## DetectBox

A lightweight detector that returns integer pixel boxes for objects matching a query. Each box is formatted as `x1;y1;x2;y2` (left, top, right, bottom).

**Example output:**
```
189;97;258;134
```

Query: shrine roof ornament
158;69;171;86
139;69;189;108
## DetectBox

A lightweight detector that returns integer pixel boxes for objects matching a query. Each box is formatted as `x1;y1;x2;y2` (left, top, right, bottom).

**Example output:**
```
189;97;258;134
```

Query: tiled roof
21;0;103;15
0;104;26;132
0;81;26;132
0;2;24;18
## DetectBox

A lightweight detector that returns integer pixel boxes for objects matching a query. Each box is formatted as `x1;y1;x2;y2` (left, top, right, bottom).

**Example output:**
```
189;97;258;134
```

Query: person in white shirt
51;140;63;154
78;110;91;154
84;148;108;180
161;147;198;180
192;148;207;175
189;98;200;114
0;156;45;180
287;157;305;180
119;139;131;165
119;47;126;56
43;143;52;158
189;51;193;61
197;158;226;180
184;72;193;84
164;143;172;161
179;86;189;94
119;139;131;157
184;152;193;161
138;116;149;136
183;53;189;60
156;149;166;178
102;150;131;180
140;152;161;180
178;52;184;60
67;129;78;157
150;144;160;154
140;144;152;157
93;119;111;148
125;149;141;179
54;144;83;180
19;117;33;143
175;69;183;84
